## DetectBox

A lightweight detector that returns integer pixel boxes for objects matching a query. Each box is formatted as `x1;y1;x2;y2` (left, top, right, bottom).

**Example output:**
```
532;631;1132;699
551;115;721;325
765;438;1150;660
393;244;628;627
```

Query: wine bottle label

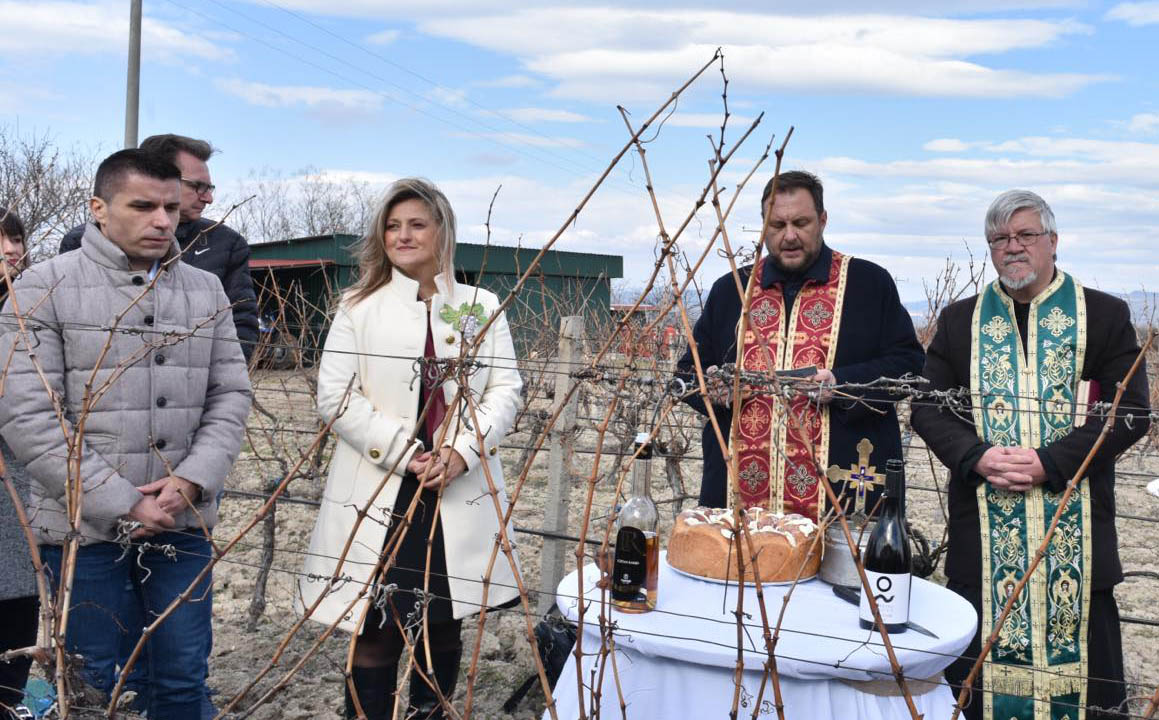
858;571;911;625
611;527;648;601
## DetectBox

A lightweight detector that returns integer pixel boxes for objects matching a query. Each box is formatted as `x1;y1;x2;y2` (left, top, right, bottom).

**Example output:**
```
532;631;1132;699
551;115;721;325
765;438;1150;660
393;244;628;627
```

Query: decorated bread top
677;506;817;544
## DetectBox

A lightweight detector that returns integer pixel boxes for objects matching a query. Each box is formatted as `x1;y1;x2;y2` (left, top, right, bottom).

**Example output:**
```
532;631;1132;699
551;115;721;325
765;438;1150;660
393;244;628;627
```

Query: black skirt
369;473;455;630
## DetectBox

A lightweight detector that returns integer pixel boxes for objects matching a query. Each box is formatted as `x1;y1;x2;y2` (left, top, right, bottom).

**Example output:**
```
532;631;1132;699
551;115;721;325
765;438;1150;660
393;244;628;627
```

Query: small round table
546;552;977;719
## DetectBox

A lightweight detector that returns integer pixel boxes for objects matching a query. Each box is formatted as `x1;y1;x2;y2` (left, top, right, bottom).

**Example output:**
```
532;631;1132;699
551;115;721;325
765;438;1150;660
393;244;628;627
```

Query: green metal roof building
248;233;622;355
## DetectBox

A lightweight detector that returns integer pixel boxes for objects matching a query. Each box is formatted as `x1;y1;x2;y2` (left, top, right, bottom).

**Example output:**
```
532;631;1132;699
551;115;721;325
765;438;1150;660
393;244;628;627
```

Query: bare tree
0;126;97;260
222;167;377;243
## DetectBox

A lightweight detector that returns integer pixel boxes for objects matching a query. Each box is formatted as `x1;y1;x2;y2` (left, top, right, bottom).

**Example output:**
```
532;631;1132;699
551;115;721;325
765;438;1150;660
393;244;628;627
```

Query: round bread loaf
667;507;821;583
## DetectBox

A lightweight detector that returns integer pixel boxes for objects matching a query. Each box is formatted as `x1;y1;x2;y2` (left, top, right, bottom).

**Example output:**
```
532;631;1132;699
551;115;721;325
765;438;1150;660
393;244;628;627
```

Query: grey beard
1001;267;1037;290
999;252;1037;291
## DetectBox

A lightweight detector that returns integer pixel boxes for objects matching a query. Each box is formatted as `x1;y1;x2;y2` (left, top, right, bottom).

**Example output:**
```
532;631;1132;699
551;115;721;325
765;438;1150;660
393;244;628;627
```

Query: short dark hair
139;134;215;165
93;149;181;201
0;205;26;244
760;170;825;217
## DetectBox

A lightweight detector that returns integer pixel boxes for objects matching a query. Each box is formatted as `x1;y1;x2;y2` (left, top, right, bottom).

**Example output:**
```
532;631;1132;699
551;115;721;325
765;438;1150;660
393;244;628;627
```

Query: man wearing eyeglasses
912;189;1150;720
60;134;258;362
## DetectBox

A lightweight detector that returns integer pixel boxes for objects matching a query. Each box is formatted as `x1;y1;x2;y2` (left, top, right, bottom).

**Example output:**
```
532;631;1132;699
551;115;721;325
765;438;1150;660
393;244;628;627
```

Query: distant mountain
903;300;934;325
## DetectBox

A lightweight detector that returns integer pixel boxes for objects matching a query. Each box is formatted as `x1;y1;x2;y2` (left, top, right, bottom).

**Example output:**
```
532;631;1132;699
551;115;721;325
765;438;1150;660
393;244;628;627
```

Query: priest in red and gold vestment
677;171;924;521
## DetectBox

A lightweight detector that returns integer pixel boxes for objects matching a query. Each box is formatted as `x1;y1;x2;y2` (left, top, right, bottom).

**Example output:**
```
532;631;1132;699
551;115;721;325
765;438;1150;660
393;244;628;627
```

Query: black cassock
911;281;1150;720
677;243;925;514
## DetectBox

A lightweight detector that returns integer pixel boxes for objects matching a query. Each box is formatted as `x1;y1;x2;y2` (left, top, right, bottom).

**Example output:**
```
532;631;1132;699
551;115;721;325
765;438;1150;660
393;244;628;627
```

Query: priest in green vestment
913;189;1150;720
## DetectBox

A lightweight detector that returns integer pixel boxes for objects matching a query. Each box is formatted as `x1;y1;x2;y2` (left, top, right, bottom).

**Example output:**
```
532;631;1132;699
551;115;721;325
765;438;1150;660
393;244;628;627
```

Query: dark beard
771;243;821;274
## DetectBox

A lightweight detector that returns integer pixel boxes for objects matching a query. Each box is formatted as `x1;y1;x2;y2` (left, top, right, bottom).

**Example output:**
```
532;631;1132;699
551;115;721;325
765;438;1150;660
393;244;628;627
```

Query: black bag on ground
502;608;577;712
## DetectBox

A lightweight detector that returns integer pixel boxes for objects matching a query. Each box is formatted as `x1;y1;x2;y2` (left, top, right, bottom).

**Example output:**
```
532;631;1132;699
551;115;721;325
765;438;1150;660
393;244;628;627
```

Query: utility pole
124;0;142;149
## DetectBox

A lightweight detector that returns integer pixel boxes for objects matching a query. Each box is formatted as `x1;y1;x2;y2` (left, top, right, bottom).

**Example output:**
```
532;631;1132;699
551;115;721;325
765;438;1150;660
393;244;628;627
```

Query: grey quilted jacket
0;224;252;545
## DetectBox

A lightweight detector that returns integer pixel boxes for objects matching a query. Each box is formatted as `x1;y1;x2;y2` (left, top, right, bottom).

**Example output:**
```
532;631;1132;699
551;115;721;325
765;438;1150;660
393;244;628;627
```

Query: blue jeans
41;531;214;720
118;601;218;719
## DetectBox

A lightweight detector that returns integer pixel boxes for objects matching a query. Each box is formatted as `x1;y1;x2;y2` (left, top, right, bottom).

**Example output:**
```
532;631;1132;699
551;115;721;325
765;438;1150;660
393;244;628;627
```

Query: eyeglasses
987;230;1049;251
180;177;216;197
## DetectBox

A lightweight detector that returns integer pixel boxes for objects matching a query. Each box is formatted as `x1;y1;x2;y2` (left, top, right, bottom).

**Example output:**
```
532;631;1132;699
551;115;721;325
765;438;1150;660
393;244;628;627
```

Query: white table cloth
545;553;977;719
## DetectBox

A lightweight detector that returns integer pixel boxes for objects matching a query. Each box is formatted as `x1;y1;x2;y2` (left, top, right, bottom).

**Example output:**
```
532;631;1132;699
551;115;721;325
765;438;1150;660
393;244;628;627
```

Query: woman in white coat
297;179;523;720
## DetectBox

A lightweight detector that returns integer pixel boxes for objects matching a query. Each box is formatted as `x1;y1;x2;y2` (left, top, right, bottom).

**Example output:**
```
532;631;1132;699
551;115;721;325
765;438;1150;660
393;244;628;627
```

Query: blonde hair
346;177;457;306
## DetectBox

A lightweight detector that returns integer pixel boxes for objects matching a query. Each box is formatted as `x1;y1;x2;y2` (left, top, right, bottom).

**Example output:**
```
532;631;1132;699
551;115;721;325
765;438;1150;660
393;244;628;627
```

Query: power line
162;0;651;194
254;0;623;174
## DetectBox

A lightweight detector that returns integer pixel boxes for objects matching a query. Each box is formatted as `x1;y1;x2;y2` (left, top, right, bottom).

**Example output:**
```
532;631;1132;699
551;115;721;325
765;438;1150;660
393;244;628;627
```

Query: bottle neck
883;461;905;516
631;448;652;498
884;473;905;516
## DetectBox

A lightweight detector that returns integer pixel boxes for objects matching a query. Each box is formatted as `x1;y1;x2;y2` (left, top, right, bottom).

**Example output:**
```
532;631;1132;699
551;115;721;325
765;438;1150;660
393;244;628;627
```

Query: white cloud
476;74;542;89
0;78;64;104
980;136;1159;163
426;10;1092;59
0;1;232;61
1127;112;1159;134
365;29;401;45
530;44;1107;102
417;10;1105;101
1106;2;1159;25
498;107;593;124
813;135;1159;188
243;0;1084;18
924;138;973;152
666;112;757;129
216;78;382;112
426;86;469;108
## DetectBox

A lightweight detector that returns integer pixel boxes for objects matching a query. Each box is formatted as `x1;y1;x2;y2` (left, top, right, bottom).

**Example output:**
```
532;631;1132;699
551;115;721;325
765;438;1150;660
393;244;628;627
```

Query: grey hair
345;177;457;306
984;189;1057;240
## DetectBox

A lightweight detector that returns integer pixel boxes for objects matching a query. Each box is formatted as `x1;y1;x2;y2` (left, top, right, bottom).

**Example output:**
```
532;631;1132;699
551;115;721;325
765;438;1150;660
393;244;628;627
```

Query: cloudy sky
3;0;1158;302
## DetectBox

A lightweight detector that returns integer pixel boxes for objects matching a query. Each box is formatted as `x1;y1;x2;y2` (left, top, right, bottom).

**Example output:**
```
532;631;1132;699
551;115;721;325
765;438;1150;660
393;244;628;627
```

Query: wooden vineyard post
538;315;584;615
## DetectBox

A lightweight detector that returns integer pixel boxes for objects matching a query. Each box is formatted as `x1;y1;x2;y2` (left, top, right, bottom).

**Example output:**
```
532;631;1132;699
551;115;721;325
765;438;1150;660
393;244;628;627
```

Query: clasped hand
408;447;468;489
126;475;200;539
975;446;1047;492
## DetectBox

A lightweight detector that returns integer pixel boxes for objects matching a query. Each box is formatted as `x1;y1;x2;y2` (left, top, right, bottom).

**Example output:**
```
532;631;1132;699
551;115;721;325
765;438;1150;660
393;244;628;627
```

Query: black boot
406;643;462;720
344;664;398;720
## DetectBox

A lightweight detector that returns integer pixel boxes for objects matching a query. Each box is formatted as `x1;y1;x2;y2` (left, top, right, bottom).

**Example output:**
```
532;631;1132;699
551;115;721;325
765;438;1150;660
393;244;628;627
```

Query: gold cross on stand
825;438;885;517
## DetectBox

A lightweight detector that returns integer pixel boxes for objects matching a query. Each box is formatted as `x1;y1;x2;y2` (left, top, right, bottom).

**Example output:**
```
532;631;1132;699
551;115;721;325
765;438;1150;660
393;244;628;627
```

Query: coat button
368;448;382;460
155;355;166;365
155;439;167;450
156;397;167;408
143;315;154;325
445;335;456;344
132;276;145;286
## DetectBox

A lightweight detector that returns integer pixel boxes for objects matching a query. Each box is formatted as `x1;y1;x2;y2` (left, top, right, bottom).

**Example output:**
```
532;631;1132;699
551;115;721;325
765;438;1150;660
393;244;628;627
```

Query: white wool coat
297;271;523;632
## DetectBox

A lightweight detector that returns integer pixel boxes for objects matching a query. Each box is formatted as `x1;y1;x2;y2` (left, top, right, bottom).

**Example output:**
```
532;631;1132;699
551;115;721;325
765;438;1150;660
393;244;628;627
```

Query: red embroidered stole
732;251;851;520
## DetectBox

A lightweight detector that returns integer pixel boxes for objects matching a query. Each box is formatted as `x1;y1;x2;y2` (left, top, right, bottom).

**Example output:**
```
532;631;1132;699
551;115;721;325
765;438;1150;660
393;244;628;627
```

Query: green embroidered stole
970;272;1092;720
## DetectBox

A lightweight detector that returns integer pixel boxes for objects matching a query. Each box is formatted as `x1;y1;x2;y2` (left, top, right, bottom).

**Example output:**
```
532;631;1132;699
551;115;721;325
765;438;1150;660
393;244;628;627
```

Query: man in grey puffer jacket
0;149;252;720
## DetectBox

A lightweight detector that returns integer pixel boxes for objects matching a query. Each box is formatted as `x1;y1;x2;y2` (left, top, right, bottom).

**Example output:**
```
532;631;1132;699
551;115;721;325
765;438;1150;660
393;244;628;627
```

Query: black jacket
677;244;925;509
911;282;1150;589
61;220;258;359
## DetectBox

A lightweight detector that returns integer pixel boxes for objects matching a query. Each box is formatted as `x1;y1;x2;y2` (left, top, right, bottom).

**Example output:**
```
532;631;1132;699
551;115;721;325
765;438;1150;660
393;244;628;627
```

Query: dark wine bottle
858;458;911;632
611;432;659;613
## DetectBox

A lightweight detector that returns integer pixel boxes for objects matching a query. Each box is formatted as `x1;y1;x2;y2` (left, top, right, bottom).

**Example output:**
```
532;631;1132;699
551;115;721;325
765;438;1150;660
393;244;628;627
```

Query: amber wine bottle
611;432;659;613
858;459;912;632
